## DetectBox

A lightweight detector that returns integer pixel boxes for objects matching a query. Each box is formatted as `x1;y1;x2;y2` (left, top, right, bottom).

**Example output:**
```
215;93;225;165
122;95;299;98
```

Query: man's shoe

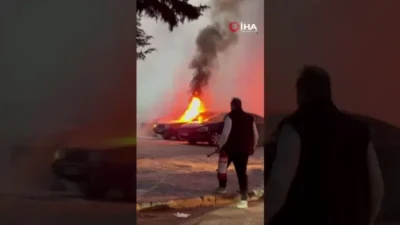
236;200;248;209
213;187;227;194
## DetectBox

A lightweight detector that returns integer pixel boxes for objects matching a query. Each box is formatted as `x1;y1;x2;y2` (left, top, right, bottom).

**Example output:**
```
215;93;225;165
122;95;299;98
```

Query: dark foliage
137;16;156;61
136;0;209;60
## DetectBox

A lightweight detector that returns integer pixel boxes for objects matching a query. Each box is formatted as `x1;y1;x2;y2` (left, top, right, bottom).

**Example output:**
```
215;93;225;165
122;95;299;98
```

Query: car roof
206;112;264;118
249;113;264;122
202;112;264;124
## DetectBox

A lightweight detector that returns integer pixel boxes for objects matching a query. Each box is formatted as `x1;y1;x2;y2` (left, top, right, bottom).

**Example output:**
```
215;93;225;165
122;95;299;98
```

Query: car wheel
174;134;181;140
170;133;178;140
188;140;197;145
162;134;170;140
208;132;221;146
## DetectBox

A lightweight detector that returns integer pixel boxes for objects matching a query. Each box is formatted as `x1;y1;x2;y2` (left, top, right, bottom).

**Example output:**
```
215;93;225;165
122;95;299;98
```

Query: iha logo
228;21;258;33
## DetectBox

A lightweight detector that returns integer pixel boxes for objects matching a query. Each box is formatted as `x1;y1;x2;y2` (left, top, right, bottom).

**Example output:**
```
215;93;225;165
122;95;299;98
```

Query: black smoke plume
189;0;242;96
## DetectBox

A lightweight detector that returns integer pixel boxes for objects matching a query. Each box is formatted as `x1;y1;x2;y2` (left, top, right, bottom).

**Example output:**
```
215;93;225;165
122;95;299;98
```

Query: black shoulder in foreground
270;115;293;138
341;111;370;137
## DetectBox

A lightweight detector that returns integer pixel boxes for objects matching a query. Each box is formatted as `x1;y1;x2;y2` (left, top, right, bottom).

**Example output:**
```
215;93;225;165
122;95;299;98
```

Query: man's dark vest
222;109;255;155
270;102;371;225
266;120;286;184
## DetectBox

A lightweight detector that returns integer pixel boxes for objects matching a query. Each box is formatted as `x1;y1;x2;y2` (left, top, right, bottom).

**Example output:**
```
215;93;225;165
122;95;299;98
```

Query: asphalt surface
137;138;264;202
138;201;265;225
137;137;215;159
0;195;253;225
0;137;263;225
138;205;221;225
0;195;135;225
0;195;220;225
2;138;399;225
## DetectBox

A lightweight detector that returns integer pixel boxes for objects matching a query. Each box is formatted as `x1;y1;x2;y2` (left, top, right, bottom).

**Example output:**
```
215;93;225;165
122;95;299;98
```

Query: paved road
1;194;399;225
0;195;135;225
0;190;210;225
2;138;399;225
138;206;220;225
0;138;263;225
138;201;263;225
137;138;214;158
0;193;260;225
180;201;264;225
137;138;264;202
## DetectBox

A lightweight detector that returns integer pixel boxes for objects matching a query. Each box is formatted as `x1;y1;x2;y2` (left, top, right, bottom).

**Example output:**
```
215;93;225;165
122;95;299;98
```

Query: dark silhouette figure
214;98;259;209
266;66;384;225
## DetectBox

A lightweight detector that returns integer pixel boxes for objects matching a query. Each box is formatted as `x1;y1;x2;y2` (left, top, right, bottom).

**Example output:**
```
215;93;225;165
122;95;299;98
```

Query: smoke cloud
189;0;242;96
137;0;263;127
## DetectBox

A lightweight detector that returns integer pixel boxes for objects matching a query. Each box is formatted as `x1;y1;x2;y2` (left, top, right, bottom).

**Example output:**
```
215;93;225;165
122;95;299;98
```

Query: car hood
156;121;186;126
181;121;220;128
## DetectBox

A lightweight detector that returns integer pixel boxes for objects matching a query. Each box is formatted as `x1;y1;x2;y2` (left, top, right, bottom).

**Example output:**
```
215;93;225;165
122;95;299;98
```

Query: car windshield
204;113;226;122
191;111;216;122
191;114;203;122
201;112;262;123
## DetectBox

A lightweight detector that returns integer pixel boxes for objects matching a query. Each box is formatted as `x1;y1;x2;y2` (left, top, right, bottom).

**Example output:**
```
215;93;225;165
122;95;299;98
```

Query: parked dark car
153;111;217;140
52;146;135;200
178;112;265;146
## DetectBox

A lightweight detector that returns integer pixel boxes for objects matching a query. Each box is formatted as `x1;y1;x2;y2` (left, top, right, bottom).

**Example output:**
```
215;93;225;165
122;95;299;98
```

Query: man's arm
367;142;384;225
266;123;301;222
252;121;259;149
218;116;232;149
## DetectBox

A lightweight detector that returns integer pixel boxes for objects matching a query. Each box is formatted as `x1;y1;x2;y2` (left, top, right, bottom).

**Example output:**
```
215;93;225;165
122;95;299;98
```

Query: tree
136;0;209;61
137;16;156;61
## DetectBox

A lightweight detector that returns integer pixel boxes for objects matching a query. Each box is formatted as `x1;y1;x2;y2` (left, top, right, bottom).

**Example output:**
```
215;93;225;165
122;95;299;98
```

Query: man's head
296;65;332;106
230;97;242;111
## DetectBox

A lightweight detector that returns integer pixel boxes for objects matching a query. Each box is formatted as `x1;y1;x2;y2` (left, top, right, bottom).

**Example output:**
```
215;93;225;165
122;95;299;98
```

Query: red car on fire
178;112;265;146
153;111;218;140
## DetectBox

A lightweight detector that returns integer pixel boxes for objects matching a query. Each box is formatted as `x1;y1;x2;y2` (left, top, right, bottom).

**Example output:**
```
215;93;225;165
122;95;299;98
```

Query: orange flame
178;96;206;122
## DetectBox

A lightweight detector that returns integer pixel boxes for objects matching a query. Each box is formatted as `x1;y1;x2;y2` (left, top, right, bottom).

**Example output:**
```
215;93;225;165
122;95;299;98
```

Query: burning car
153;111;217;140
153;96;212;140
52;145;135;200
178;112;265;146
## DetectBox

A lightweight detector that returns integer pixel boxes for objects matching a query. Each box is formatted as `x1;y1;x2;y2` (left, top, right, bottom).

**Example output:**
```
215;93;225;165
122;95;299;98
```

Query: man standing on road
214;97;259;209
266;66;384;225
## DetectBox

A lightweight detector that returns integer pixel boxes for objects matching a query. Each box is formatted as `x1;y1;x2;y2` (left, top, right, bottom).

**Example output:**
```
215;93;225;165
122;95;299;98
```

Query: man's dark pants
219;151;249;200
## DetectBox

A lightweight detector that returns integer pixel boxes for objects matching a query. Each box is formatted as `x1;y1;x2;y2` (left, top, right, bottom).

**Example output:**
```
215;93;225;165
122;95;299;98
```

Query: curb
136;189;264;212
179;202;264;225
